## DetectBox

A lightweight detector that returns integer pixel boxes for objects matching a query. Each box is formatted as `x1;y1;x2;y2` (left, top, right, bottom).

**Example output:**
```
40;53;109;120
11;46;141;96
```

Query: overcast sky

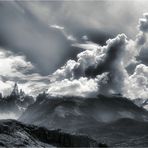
1;1;148;99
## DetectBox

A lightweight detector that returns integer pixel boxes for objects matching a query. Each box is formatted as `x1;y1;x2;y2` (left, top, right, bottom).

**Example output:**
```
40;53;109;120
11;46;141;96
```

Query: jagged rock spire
11;82;19;96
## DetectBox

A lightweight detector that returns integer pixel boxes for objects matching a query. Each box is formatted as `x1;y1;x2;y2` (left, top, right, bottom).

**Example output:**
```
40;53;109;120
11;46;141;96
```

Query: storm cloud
1;1;148;100
1;0;148;75
47;12;148;99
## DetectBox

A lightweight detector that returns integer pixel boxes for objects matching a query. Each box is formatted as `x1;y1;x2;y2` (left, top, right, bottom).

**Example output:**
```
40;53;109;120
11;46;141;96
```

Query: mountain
133;98;148;110
0;92;148;147
19;94;148;127
0;119;101;147
0;109;148;147
0;83;34;117
18;94;148;147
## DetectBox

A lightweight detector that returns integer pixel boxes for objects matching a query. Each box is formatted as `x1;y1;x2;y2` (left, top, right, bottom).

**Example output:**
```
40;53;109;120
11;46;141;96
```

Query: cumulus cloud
124;64;148;99
1;10;146;99
48;34;129;97
48;73;108;97
47;13;148;99
1;1;148;101
137;13;148;67
0;47;49;96
0;48;33;78
0;80;14;96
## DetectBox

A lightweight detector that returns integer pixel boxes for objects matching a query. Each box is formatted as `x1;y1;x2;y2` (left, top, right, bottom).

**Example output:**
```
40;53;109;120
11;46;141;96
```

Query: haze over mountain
18;93;148;147
0;83;34;119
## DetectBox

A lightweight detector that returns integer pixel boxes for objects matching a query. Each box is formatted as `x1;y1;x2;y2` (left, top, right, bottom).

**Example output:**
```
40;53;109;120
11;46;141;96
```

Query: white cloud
50;24;64;30
121;13;148;99
48;73;108;97
47;13;148;99
72;42;100;50
0;49;33;78
0;80;14;96
0;48;49;96
1;7;148;101
124;64;148;99
48;34;129;97
19;81;48;96
51;60;79;82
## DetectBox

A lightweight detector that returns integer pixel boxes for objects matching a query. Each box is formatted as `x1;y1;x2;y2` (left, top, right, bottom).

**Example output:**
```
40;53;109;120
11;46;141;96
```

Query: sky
1;1;148;99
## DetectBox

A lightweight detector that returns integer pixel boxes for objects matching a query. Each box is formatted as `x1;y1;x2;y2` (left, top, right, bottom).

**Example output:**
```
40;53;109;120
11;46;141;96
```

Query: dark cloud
139;13;148;33
138;47;148;66
0;1;114;76
137;13;148;67
85;34;127;94
85;35;127;76
49;34;129;97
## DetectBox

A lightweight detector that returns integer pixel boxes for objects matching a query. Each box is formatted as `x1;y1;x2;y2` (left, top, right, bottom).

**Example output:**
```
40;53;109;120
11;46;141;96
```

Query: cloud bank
1;1;148;100
47;13;148;100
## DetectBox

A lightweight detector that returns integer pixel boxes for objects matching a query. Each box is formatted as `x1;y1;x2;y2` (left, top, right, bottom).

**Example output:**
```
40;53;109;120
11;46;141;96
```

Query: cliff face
0;119;101;147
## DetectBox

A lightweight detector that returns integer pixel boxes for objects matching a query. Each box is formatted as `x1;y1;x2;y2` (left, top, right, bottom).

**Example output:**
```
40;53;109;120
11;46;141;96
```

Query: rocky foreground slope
0;118;148;147
0;119;102;147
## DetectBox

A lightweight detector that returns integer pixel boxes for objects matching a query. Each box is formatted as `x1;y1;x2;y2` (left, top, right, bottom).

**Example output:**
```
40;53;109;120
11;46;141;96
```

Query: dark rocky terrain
79;118;148;147
0;95;148;147
0;119;101;147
